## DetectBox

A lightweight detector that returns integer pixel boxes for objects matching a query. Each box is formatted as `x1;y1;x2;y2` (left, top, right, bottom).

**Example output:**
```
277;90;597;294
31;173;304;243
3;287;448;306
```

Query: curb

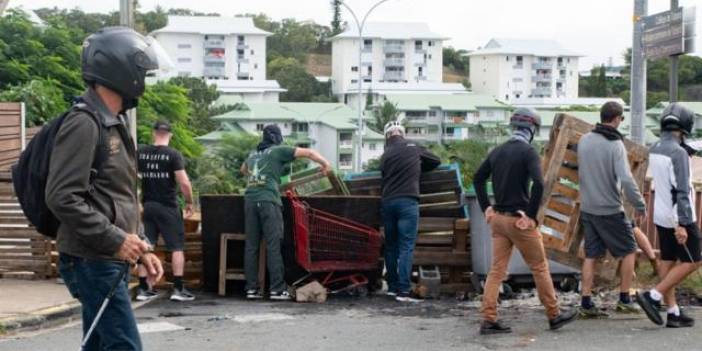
0;282;152;336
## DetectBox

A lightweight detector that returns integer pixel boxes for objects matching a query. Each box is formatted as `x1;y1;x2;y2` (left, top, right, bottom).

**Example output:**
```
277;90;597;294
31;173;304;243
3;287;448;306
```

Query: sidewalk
0;279;147;335
0;279;80;335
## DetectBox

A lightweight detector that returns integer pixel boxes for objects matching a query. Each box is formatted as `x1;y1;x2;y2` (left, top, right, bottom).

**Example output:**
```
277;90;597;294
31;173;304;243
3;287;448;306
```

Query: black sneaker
136;288;159;302
549;308;578;330
635;291;664;325
246;289;263;300
270;290;292;301
170;288;195;302
666;309;695;328
578;305;610;319
395;291;423;303
479;320;512;335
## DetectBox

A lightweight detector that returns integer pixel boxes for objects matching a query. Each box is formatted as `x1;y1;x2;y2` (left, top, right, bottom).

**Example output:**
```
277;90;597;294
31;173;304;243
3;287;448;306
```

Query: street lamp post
338;0;391;172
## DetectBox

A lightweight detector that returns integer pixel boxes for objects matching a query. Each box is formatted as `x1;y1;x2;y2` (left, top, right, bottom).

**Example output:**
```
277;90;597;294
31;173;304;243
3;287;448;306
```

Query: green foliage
189;155;238;195
443;47;470;74
136;82;204;159
268;57;331;102
365;88;373;110
0;79;68;126
428;139;490;187
364;157;381;172
369;101;399;134
330;0;343;35
213;133;261;192
168;77;221;135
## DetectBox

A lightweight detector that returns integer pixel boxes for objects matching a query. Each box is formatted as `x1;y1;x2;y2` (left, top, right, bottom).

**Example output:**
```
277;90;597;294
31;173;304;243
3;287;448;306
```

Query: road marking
233;313;294;323
138;321;185;334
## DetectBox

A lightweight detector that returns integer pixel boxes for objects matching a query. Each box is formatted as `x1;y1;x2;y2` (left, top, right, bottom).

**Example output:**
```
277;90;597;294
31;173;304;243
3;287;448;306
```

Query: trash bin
467;193;579;290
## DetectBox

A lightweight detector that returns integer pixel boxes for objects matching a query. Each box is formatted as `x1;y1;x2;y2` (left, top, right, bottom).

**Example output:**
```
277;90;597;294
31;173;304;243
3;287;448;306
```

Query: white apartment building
331;22;465;106
468;38;582;103
151;15;284;102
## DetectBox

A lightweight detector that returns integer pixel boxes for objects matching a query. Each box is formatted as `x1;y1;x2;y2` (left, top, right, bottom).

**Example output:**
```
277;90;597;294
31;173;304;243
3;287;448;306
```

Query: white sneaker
246;289;263;300
170;288;195;302
136;288;159;302
395;292;423;303
270;290;292;301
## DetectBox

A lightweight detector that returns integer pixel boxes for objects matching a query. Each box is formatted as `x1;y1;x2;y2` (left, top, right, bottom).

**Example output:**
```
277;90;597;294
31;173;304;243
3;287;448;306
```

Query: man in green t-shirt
240;124;330;300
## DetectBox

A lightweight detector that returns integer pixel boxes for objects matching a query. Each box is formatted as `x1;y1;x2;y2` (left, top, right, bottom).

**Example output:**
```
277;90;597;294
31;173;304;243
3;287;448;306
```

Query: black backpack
11;102;108;238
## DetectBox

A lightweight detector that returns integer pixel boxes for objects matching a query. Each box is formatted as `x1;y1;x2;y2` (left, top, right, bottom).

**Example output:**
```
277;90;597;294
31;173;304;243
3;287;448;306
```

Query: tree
268;57;329;102
213;133;260;192
330;0;343;35
443;46;470;74
189;155;239;195
428;139;490;187
369;101;399;133
0;79;68;126
365;88;373;110
136;82;204;159
364;157;381;172
168;77;221;135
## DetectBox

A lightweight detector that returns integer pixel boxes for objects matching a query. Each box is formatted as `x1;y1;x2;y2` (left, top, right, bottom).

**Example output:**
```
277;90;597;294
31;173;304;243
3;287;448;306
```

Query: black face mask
121;97;139;112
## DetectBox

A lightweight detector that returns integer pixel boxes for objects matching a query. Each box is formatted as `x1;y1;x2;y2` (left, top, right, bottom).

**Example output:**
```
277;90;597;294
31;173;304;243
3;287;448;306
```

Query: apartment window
418;67;423;75
369;143;377;151
516;94;521;99
177;71;190;77
428;54;432;59
256;124;264;131
251;49;254;55
446;127;455;134
177;44;191;49
351;66;358;72
513;77;523;82
351;79;358;83
177;58;191;63
428;41;434;46
428;111;436;117
505;94;509;100
363;39;372;51
415;40;422;50
237;35;244;42
506;56;510;61
254;63;258;69
292;123;309;133
516;56;523;63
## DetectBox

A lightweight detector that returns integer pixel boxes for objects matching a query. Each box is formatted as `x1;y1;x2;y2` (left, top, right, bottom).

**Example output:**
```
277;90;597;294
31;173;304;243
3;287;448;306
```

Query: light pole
338;0;391;172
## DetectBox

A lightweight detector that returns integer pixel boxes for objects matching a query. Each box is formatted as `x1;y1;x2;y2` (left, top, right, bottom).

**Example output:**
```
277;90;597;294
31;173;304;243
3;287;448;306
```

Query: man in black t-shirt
136;121;195;302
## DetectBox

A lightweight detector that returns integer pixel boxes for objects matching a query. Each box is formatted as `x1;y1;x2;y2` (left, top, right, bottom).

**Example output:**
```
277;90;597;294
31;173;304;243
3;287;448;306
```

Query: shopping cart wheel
559;275;579;293
353;285;369;298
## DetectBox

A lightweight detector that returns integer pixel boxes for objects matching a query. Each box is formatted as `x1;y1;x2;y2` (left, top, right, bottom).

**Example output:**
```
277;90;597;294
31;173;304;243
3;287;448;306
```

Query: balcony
532;61;553;70
204;55;225;64
383;71;404;81
237;57;249;64
339;161;353;170
362;45;373;53
237;42;248;50
203;66;225;77
204;39;225;49
531;87;552;96
513;64;524;69
237;71;249;79
384;57;405;67
383;44;405;53
532;75;552;82
557;61;567;69
414;75;428;81
339;140;353;149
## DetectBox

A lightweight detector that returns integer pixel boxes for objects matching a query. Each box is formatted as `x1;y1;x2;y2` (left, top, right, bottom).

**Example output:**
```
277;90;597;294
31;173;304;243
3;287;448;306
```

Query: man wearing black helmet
474;108;577;334
637;103;702;328
577;101;646;319
241;124;331;300
46;27;168;350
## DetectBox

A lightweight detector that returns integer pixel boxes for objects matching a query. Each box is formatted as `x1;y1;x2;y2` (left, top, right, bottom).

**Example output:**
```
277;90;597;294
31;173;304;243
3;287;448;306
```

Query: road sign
642;7;696;60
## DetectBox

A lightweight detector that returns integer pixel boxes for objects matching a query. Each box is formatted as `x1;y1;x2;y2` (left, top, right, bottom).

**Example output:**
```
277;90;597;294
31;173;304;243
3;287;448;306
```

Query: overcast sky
14;0;702;70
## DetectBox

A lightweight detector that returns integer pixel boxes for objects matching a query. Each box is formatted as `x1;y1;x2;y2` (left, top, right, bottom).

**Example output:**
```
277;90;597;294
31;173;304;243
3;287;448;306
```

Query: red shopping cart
287;192;382;294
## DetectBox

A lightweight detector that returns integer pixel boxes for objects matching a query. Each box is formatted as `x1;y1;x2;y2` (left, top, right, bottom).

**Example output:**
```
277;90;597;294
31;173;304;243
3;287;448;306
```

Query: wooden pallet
538;114;648;273
280;169;349;196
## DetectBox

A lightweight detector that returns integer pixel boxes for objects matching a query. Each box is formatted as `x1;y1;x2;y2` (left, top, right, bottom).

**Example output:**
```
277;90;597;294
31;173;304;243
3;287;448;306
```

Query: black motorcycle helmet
660;103;695;136
81;27;171;111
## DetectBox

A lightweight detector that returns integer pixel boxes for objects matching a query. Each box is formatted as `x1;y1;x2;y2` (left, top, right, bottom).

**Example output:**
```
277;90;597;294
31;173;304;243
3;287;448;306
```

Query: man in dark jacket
473;108;577;334
380;120;440;303
46;27;165;351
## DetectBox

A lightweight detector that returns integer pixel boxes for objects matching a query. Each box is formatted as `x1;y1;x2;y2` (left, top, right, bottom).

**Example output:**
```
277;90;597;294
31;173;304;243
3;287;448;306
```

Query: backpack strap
69;103;109;191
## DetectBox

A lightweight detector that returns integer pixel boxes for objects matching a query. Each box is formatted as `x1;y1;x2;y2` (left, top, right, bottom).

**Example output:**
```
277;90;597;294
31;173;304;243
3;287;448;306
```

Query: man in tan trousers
473;108;578;335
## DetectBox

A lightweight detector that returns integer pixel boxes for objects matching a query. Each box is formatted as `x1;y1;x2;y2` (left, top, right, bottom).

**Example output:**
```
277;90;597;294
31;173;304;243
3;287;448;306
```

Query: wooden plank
557;166;579;183
563;149;578;165
0;247;46;254
541;234;565;249
547;199;574;216
0;259;50;269
412;251;470;266
454;219;469;231
419;217;456;232
416;234;453;246
553;183;579;200
543;216;569;234
453;223;468;252
420;192;459;204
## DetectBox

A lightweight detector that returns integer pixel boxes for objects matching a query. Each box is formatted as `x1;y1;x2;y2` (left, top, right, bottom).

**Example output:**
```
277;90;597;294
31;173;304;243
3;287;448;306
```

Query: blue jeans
58;254;141;351
382;197;419;294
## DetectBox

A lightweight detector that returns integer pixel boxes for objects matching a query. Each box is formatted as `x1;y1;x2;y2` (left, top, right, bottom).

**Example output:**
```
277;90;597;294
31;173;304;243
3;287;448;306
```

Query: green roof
215;94;244;107
383;93;509;112
363;128;385;140
196;121;250;142
210;102;359;130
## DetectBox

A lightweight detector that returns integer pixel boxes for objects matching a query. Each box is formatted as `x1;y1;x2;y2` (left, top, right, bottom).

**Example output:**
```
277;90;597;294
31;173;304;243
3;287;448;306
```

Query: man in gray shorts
577;101;647;317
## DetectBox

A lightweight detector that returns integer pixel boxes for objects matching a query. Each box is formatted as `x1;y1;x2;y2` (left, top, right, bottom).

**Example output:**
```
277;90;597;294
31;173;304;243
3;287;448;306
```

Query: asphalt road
2;292;701;351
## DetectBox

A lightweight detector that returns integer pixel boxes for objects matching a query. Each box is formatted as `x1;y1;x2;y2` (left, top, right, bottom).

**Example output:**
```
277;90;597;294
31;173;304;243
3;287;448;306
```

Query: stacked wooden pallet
152;214;203;288
344;165;471;293
0;181;52;279
538;114;648;280
280;168;350;196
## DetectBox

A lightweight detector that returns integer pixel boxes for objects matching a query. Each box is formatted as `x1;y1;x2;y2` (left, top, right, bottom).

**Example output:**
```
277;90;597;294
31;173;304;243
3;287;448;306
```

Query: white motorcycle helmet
383;120;405;138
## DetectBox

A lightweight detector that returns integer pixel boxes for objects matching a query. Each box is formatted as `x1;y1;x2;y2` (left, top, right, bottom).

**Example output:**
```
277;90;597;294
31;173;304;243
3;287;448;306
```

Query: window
516;56;523;62
418;67;423;75
177;44;191;49
237;35;244;42
292;123;309;133
446;127;455;134
251;49;254;55
516;94;521;99
363;39;372;51
369;143;376;151
505;94;509;100
351;79;357;84
415;40;422;51
506;56;510;61
428;54;432;59
177;58;191;63
177;71;190;77
256;124;264;131
254;63;258;69
351;66;358;72
428;41;434;46
428;111;436;117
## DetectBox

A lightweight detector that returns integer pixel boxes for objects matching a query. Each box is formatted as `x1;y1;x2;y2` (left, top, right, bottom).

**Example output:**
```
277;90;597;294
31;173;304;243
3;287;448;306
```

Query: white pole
120;0;138;147
630;0;647;144
339;0;391;172
20;102;25;150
